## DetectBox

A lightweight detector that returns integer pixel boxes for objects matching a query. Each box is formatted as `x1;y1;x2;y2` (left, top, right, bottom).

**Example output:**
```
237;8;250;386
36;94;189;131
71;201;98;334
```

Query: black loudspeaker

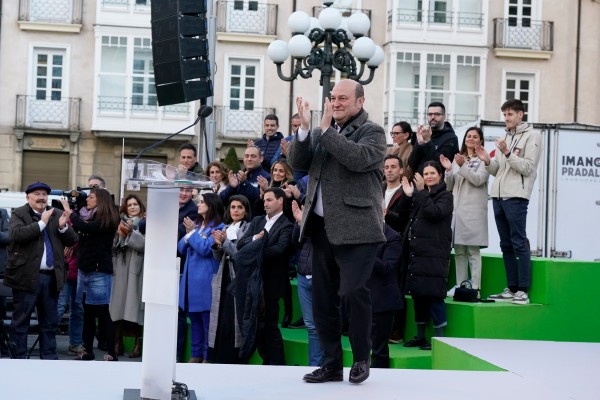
151;0;212;106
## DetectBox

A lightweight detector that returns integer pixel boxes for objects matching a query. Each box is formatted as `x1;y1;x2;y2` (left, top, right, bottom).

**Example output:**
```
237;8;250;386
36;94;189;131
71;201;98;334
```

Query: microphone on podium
132;105;213;179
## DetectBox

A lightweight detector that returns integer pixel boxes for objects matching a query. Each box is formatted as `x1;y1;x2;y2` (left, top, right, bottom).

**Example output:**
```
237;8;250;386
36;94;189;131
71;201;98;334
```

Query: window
392;51;482;127
431;0;449;24
99;36;128;112
228;61;257;110
33;48;65;101
508;0;531;28
505;73;534;122
131;38;156;112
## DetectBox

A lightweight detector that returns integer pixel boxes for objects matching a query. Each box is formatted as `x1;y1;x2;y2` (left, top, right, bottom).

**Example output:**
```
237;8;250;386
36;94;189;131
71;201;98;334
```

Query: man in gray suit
288;80;386;384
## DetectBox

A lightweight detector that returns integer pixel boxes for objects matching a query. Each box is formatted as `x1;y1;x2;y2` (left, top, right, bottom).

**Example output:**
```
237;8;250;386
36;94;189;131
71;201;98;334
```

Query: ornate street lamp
267;2;384;105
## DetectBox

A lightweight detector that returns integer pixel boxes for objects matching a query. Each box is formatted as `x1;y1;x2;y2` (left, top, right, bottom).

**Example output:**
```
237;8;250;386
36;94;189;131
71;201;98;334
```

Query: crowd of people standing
2;84;540;387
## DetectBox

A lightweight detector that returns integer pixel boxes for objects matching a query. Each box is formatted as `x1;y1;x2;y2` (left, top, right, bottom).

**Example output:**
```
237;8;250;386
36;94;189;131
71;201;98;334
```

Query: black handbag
453;280;479;303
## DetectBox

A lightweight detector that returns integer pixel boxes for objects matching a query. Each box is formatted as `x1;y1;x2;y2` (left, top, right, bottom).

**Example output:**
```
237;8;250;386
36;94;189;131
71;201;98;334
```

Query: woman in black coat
399;160;453;350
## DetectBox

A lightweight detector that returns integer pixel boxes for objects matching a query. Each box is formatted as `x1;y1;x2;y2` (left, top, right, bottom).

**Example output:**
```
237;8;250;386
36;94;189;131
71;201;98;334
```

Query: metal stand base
122;389;197;400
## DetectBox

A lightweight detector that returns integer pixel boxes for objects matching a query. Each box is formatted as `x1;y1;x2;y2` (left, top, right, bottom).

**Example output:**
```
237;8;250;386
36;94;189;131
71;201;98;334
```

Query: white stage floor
1;338;596;399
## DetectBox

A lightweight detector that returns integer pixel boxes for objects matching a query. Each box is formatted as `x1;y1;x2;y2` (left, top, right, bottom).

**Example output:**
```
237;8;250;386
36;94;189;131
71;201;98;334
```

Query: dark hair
91;188;119;233
501;99;525;114
224;195;251;224
178;143;197;157
460;127;485;156
264;114;279;126
427;102;446;114
270;160;293;185
263;187;286;200
392;121;413;144
206;161;229;185
119;194;146;217
88;175;106;188
423;160;444;177
384;154;404;168
196;192;224;228
291;113;300;119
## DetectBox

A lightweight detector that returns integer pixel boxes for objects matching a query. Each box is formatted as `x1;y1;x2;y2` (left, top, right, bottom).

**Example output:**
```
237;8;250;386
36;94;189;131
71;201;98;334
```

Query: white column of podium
139;187;181;400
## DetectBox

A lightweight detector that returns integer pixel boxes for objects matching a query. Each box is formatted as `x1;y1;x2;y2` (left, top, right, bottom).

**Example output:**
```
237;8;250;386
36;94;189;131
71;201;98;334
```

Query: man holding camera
5;182;78;359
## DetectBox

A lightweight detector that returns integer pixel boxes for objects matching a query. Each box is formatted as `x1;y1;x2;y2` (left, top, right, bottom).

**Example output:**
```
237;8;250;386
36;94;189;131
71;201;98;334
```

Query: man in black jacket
5;182;78;359
252;114;284;171
237;187;293;365
408;102;459;174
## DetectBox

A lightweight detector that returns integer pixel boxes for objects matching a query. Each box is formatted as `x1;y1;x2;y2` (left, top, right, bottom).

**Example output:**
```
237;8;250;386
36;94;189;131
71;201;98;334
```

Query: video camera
50;187;93;214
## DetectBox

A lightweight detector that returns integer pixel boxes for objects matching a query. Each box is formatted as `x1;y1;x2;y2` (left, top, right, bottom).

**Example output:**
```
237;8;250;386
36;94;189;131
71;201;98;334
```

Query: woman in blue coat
178;192;225;362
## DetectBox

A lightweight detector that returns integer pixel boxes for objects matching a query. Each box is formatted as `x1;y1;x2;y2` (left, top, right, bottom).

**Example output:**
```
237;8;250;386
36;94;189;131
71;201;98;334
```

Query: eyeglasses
427;112;444;117
389;131;403;136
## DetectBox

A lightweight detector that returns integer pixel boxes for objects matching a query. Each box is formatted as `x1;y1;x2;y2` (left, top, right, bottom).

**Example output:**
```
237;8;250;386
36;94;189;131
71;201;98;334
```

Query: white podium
122;160;213;400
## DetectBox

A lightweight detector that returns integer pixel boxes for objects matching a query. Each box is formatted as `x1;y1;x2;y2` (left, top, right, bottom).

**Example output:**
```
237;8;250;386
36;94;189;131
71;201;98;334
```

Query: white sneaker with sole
447;285;459;297
487;288;515;302
512;291;530;305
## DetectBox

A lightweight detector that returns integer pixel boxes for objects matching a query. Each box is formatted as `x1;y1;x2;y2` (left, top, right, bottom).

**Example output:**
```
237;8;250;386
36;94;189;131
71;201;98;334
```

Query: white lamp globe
318;7;342;31
339;18;354;40
304;17;322;36
366;45;384;67
268;40;290;63
352;36;376;61
347;12;371;37
288;11;311;34
288;34;312;58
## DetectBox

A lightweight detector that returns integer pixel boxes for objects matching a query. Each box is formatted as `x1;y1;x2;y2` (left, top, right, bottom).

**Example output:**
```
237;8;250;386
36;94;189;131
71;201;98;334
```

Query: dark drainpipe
573;0;581;122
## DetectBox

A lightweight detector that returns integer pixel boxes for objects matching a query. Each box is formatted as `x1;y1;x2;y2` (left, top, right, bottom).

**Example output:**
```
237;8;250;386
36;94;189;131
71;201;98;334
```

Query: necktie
43;228;54;267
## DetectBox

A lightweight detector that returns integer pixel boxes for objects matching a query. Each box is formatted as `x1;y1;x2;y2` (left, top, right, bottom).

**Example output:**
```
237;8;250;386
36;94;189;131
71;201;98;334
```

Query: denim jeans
57;278;83;346
493;198;531;290
297;274;323;367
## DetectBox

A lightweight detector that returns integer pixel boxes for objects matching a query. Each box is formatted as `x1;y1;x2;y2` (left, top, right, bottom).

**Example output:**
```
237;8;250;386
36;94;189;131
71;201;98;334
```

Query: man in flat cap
4;182;78;359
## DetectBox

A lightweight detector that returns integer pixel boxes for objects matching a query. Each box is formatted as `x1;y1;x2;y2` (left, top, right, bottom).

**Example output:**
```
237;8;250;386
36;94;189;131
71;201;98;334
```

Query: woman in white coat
441;127;489;294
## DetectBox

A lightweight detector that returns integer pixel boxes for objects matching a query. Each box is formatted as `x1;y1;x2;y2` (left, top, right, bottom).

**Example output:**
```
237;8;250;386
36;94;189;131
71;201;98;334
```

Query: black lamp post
267;3;384;103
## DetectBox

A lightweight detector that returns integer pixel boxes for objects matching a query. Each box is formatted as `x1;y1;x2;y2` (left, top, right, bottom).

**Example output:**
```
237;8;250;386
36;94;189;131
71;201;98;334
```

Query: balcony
16;95;81;131
97;96;190;118
216;0;278;39
100;0;151;12
493;18;554;59
18;0;83;32
215;106;275;138
394;8;483;29
312;6;371;37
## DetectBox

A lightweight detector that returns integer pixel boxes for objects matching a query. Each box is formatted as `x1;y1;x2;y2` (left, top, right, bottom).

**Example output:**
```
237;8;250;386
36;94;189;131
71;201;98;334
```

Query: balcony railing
394;8;483;29
19;0;83;24
97;96;190;117
216;0;278;36
493;18;554;51
16;95;81;131
312;6;371;37
100;0;151;11
215;106;275;138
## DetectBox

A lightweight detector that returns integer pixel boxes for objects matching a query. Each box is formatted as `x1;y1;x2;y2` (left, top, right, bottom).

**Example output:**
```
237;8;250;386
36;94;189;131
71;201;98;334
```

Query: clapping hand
280;140;290;157
454;153;466;167
212;228;226;247
320;97;333;132
401;176;414;197
247;139;255;147
257;175;269;192
413;172;425;191
228;170;239;188
439;154;452;171
296;96;310;131
474;145;490;165
183;216;196;233
291;200;304;224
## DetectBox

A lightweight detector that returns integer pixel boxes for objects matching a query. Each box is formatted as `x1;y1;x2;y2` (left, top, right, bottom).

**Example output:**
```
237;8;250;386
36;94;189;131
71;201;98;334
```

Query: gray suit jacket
287;110;386;245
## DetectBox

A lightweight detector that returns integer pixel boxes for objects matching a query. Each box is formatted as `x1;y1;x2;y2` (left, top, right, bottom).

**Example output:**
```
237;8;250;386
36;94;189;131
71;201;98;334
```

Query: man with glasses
408;102;459;174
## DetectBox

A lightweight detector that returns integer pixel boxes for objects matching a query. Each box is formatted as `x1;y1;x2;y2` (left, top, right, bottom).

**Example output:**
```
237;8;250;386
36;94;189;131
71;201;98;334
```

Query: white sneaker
446;285;459;297
512;291;530;305
487;288;515;302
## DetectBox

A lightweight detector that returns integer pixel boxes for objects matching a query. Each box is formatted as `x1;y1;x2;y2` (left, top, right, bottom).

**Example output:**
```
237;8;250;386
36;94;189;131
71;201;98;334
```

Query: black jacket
70;213;117;274
408;121;459;174
5;205;78;292
367;224;403;313
399;182;453;298
255;132;284;171
0;208;9;274
384;184;411;235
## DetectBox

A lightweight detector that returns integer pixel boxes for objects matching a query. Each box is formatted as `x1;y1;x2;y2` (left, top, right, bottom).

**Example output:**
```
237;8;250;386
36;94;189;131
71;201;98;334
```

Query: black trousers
371;311;395;368
310;215;379;369
256;297;285;365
